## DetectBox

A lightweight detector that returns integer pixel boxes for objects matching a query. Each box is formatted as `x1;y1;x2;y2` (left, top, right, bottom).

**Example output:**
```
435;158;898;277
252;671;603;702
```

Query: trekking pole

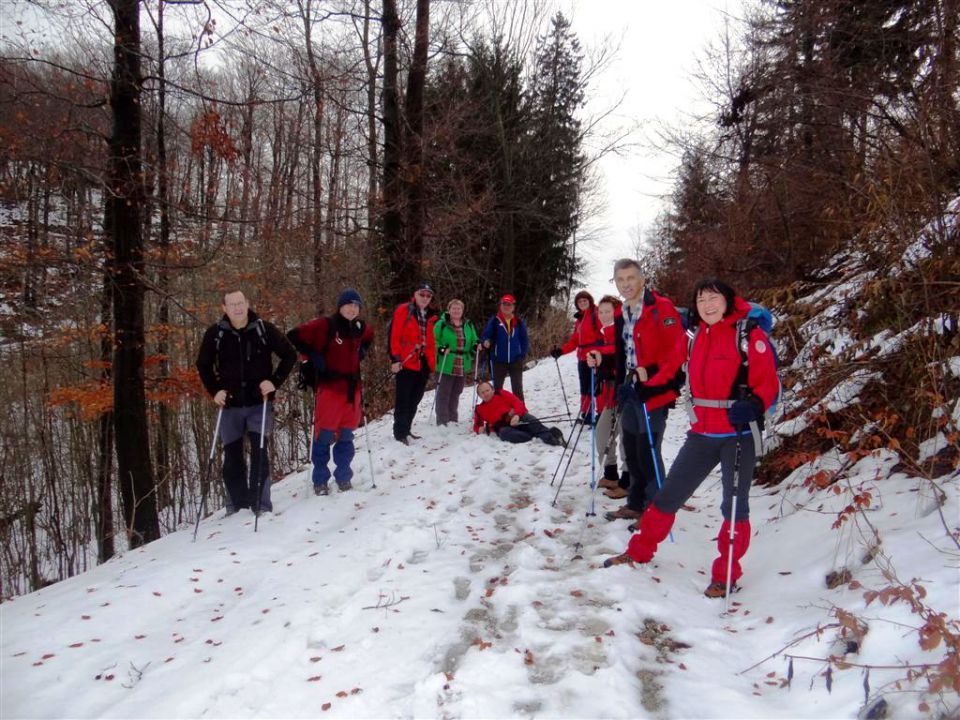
554;357;571;418
307;395;314;474
588;369;598;513
549;417;584;487
362;409;378;489
192;406;223;542
431;348;448;418
471;345;481;416
723;432;744;614
538;413;579;423
254;400;268;532
641;401;673;544
551;422;586;504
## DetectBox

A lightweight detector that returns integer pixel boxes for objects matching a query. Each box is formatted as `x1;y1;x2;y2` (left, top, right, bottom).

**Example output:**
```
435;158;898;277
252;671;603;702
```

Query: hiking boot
397;436;410;446
603;486;629;499
604;505;642;522
597;477;619;490
602;552;636;568
550;426;565;444
337;481;353;492
408;432;422;440
313;484;330;496
704;581;740;599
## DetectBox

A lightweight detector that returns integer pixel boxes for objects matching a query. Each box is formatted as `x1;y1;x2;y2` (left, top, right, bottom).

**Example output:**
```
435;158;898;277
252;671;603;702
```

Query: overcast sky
563;0;742;297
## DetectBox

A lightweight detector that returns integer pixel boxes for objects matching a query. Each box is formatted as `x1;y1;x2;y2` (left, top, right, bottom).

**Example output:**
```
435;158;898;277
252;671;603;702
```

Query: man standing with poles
196;290;296;517
602;259;686;524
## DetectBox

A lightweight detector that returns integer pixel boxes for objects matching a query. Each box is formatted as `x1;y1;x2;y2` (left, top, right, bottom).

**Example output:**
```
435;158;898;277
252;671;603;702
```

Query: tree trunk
107;0;159;548
363;0;379;245
381;0;404;304
401;0;430;288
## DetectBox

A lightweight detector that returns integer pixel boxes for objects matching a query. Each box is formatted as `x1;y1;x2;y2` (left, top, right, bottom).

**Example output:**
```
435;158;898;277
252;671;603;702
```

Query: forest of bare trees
0;0;599;596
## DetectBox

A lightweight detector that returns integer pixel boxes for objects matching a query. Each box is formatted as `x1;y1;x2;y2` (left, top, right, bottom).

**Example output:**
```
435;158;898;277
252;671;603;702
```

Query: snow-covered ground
2;355;957;719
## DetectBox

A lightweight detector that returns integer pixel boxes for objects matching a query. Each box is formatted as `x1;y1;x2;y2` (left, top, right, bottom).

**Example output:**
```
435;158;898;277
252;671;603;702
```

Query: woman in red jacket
551;291;603;421
604;278;779;598
288;289;374;495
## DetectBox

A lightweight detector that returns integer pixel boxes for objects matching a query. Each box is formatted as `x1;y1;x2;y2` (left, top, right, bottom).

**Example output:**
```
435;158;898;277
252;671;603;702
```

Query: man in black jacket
196;290;296;514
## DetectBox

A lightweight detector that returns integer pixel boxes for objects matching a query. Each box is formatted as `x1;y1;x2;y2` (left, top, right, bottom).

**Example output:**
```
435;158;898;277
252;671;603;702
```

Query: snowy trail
3;355;957;719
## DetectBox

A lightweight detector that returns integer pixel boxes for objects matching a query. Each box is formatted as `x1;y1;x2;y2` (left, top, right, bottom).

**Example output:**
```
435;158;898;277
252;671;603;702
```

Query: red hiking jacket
687;297;779;434
615;288;687;411
473;389;527;433
389;300;437;372
560;304;603;361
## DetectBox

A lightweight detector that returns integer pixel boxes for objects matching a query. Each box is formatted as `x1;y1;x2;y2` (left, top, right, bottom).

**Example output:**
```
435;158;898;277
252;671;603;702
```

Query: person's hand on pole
390;361;401;374
259;380;276;397
214;390;228;407
586;350;601;368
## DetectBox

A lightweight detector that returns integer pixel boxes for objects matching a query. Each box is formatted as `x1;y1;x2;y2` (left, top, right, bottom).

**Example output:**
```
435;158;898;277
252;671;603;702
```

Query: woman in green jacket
434;299;480;425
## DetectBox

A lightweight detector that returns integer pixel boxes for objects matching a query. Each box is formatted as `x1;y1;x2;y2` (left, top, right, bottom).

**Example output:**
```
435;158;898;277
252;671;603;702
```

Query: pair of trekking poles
192;399;269;541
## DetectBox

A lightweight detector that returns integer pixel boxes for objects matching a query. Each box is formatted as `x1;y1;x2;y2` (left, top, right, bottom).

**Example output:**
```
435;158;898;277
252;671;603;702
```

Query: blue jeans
312;428;355;487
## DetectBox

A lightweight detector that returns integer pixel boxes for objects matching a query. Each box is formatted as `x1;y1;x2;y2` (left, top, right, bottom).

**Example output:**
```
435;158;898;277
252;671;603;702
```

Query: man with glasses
389;282;438;444
481;294;529;401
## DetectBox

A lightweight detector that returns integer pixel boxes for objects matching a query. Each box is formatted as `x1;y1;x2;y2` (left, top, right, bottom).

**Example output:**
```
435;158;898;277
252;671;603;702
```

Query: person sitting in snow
287;289;374;496
603;278;779;599
550;290;603;423
472;381;564;446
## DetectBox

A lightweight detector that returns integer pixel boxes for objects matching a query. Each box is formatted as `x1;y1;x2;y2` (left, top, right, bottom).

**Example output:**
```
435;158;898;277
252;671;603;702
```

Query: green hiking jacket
433;313;480;376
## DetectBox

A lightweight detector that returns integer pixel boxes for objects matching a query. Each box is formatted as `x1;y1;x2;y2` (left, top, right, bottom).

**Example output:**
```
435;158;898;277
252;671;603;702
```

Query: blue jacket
481;313;529;364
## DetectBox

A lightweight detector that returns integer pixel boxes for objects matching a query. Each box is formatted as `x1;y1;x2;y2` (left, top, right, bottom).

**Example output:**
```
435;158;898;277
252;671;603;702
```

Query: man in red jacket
473;382;564;445
594;258;686;523
389;282;438;444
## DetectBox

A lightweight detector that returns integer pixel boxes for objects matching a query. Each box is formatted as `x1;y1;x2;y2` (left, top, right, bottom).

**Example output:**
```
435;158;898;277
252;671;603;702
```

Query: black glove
550;347;563;359
615;383;638;407
633;383;659;403
310;353;326;372
728;395;764;426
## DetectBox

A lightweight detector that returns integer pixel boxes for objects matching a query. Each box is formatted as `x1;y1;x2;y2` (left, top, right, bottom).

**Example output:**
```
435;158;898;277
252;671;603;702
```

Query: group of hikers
195;258;778;598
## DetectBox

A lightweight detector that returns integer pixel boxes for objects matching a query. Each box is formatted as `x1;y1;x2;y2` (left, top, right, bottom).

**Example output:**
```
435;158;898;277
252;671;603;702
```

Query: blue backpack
735;302;781;420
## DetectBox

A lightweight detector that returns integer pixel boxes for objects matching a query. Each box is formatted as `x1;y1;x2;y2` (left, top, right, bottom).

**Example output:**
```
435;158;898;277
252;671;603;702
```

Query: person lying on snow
602;278;779;600
472;381;564;446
